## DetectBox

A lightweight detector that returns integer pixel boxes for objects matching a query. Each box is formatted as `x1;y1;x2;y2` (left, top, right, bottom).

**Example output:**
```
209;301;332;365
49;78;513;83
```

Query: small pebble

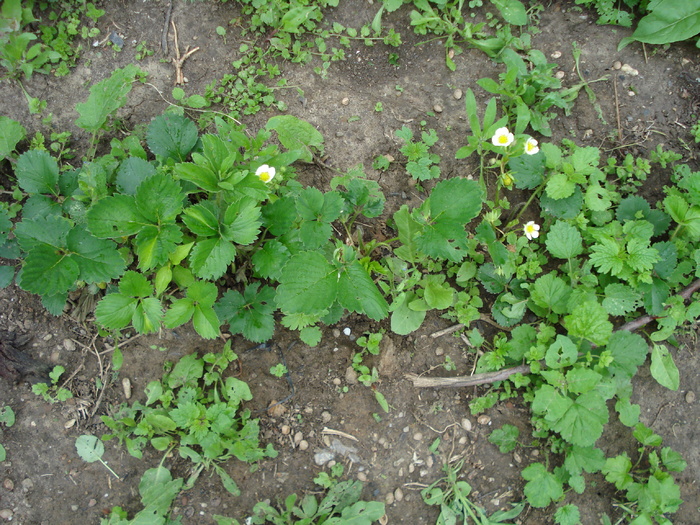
64;419;76;429
50;351;60;363
345;366;359;385
458;436;468;445
0;509;13;520
294;432;303;445
514;452;522;463
357;471;367;482
550;50;562;59
281;424;291;435
332;378;342;386
267;401;286;418
433;104;443;113
408;464;415;473
394;488;404;502
321;411;332;423
299;440;309;451
63;339;76;352
627;90;635;97
555;71;565;79
426;456;434;468
620;63;639;76
435;347;444;356
413;432;423;441
71;505;79;512
2;479;13;491
122;378;132;400
332;328;341;338
613;61;622;70
343;327;351;336
686;391;696;404
477;415;491;425
453;88;463;100
88;499;97;507
21;478;33;492
341;97;349;105
461;418;472;432
385;492;395;505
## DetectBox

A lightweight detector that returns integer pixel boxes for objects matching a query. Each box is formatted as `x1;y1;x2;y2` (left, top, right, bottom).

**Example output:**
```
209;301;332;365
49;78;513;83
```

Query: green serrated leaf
522;463;564;508
75;65;142;134
545;221;583;259
337;260;389;320
15;149;59;195
147;113;199;161
276;251;337;315
564;300;613;346
0;116;25;160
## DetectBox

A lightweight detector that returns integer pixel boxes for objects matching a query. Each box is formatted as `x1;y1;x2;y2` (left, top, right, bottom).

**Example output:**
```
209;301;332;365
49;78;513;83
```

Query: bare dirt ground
0;1;699;524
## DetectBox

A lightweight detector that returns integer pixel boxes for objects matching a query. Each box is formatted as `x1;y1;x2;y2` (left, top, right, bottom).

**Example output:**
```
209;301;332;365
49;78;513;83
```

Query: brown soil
0;1;699;524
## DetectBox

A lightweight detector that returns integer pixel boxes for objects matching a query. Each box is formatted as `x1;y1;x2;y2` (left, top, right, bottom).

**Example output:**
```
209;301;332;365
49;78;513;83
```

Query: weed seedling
75;434;120;479
31;365;73;403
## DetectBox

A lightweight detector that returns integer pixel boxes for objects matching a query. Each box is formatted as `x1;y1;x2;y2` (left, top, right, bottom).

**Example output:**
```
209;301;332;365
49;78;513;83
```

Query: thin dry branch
408;277;700;389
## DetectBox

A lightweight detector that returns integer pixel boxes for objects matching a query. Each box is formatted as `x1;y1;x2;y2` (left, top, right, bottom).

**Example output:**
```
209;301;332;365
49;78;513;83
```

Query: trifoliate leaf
650;344;679;391
115;157;157;195
182;202;219;237
67;226;125;285
147;113;199;161
215;284;276;343
276;251;337;315
95;293;138;330
545;220;583;259
15;149;59;195
75;65;142;134
564;300;612;346
522;463;564;508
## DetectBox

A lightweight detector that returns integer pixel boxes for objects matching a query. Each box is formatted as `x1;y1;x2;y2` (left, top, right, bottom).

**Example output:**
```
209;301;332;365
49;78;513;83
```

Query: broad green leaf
86;194;145;238
530;273;571;314
619;0;700;49
554;504;581;525
189;237;236;280
392;205;421;262
266;115;324;162
135;223;183;270
15;149;59;195
390;292;426;335
650;344;679;390
215;465;241;497
147;113;199;161
252;240;290;280
564;301;613;346
554;390;609;447
138;467;183;514
488;424;520;453
133;297;163;334
564;445;605;475
75;434;105;462
522;463;564;508
633;422;663;447
603;454;634;490
423;276;453;310
115;157;156;194
546;172;576;200
75;65;142;133
224;376;253;404
215;284;276;343
167;353;203;389
660;447;687;472
607;330;648;384
602;283;641;316
95;293;138;330
615;397;641;427
300;325;322;346
532;385;574;423
545;221;583;259
192;301;221;339
566;368;602;394
590;237;624;276
276;251;337;315
0;116;25;160
509;152;545;189
224;198;262;245
135;173;184;224
182;202;219;237
544;335;579;369
67;227;125;284
19;244;79;296
490;0;528;25
337;260;389;320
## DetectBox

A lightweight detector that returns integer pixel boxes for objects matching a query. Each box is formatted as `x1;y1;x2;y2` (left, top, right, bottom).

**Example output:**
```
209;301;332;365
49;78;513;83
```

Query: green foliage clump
101;342;277;495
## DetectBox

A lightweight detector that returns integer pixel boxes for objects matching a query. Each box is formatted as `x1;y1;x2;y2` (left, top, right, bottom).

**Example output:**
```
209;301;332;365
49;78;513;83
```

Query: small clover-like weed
395;125;441;181
31;365;73;404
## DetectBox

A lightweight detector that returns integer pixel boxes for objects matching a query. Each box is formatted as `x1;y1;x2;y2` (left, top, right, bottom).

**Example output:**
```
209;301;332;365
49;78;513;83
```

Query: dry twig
171;19;199;85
